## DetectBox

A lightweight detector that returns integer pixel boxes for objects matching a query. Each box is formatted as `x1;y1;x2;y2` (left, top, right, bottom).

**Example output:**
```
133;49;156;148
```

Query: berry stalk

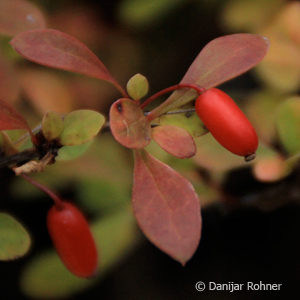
21;174;64;209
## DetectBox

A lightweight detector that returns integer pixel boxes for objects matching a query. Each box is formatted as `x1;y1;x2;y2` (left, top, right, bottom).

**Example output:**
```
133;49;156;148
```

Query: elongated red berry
195;88;258;160
47;202;98;278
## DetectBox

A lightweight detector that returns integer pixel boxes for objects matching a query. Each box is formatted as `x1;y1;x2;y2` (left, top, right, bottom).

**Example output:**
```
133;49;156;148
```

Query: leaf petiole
141;83;205;121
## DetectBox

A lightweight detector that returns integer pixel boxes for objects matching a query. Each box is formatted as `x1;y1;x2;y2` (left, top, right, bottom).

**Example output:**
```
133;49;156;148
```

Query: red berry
195;88;258;159
47;202;98;278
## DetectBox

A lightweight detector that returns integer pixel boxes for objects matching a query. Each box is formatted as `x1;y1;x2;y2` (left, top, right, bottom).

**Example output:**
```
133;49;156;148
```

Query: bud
126;73;149;100
42;111;63;141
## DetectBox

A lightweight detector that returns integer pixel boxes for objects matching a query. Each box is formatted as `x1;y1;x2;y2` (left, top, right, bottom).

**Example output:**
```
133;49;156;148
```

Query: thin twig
0;107;197;169
0;149;39;169
14;124;42;147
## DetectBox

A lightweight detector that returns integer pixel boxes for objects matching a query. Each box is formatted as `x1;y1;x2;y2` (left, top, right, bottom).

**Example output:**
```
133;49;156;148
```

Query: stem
157;107;196;116
14;124;42;148
21;174;64;210
140;83;205;110
29;131;38;147
0;149;39;169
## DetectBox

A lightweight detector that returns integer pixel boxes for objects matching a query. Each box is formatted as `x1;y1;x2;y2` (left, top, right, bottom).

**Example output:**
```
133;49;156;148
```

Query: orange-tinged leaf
152;125;196;158
152;34;269;114
10;29;126;95
278;2;300;46
110;98;151;149
132;150;201;265
0;0;46;36
256;2;300;92
0;51;20;103
253;155;288;182
221;0;284;33
18;69;74;115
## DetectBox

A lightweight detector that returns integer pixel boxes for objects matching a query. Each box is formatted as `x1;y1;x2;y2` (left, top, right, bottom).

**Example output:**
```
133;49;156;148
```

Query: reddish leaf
153;34;269;114
10;29;126;96
183;34;269;87
152;125;196;158
0;0;46;36
132;150;201;265
110;98;151;149
0;98;30;132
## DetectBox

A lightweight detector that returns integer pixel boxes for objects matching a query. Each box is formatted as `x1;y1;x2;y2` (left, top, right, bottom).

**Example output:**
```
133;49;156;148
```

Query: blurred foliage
276;96;300;155
0;213;31;260
222;0;300;92
0;0;299;298
221;0;300;183
118;0;185;28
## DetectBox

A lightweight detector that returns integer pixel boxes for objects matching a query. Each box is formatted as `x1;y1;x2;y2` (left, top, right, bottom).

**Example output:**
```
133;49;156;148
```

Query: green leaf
118;0;184;27
59;110;105;146
0;213;31;260
276;97;300;155
56;141;92;161
158;109;207;137
126;73;149;100
21;209;138;299
42;111;64;141
0;131;18;155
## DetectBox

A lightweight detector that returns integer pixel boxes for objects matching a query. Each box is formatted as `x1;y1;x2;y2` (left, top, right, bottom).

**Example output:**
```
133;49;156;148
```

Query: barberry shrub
0;0;284;298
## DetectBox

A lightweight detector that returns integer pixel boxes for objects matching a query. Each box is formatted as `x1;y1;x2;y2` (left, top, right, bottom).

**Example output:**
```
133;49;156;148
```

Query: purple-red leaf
10;29;126;96
110;98;151;149
133;150;201;265
152;125;196;158
182;33;269;88
0;0;46;36
152;34;269;115
0;98;30;132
